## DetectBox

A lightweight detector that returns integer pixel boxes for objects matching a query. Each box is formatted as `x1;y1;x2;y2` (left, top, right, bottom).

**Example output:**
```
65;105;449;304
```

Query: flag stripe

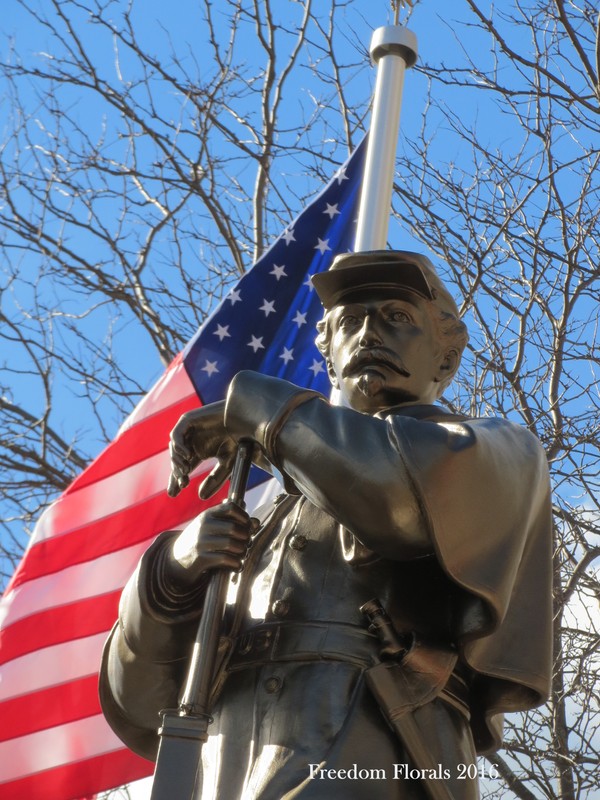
5;469;215;592
116;353;192;435
0;474;268;620
0;675;101;743
0;481;271;669
0;140;366;800
35;449;174;545
0;633;107;702
0;714;139;784
0;748;152;800
67;392;198;494
0;590;120;665
67;359;198;496
1;547;147;633
7;359;197;588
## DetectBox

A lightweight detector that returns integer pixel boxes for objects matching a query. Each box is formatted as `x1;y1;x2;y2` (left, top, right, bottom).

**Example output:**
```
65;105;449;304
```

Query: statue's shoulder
386;404;547;462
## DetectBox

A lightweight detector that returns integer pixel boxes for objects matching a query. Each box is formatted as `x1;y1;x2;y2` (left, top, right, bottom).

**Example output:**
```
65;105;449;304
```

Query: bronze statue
100;250;552;799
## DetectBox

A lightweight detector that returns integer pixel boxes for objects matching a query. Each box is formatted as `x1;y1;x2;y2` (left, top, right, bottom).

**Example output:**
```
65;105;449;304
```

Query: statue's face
326;290;456;413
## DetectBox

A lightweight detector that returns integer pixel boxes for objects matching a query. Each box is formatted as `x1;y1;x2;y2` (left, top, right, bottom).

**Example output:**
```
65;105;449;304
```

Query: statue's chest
242;496;454;638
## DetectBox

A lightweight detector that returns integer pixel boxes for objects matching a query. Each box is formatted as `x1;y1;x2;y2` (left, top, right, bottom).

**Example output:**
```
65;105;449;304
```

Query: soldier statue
100;250;552;799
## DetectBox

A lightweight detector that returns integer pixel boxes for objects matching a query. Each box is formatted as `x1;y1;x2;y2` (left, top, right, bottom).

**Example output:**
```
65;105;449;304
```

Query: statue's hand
167;401;237;499
166;501;258;588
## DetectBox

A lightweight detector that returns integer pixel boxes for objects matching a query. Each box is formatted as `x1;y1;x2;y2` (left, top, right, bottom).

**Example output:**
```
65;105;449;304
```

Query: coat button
271;599;289;618
289;534;308;551
264;676;282;694
255;629;273;651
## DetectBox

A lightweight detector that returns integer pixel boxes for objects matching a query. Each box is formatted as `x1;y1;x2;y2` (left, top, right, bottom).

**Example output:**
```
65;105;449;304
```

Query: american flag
0;137;366;800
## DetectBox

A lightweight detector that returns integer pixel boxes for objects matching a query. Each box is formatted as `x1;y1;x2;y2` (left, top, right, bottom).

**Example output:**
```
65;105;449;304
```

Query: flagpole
354;24;418;251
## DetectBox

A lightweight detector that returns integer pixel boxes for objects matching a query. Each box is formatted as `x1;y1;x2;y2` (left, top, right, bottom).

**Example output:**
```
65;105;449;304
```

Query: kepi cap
312;250;460;319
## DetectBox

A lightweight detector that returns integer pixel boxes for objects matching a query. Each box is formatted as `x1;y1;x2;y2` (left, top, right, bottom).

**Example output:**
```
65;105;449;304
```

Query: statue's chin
357;371;385;398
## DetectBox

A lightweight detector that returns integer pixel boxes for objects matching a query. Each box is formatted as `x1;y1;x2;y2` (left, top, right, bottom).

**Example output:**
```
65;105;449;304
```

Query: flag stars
213;324;231;341
282;227;296;245
323;203;340;219
201;360;219;377
279;347;294;364
270;264;287;281
304;274;314;290
228;289;242;305
335;165;349;184
309;359;325;377
292;310;307;327
259;299;276;316
314;238;331;255
248;335;265;352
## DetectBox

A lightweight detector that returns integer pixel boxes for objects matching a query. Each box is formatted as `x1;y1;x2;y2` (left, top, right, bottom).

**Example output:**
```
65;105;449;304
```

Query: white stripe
246;478;280;513
0;483;278;696
118;359;196;434
0;633;107;701
126;776;153;799
31;451;279;549
2;479;276;631
31;448;177;546
0;541;151;629
0;714;123;784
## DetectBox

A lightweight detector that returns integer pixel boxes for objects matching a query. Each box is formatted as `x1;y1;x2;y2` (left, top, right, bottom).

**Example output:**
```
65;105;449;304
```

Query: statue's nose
358;314;383;347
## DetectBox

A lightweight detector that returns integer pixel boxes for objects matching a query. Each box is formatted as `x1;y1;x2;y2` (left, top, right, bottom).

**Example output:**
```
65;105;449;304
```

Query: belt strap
228;621;470;719
228;621;380;671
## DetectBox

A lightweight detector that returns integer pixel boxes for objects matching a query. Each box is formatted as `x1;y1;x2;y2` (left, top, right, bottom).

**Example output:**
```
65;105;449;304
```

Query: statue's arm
100;496;257;754
224;371;431;560
99;531;206;759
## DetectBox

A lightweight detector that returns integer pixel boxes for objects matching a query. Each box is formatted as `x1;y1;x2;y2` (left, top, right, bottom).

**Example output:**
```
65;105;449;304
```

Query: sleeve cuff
119;531;207;661
225;371;325;471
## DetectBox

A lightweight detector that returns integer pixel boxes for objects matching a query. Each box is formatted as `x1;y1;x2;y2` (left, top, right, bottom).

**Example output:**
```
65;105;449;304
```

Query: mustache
342;348;410;379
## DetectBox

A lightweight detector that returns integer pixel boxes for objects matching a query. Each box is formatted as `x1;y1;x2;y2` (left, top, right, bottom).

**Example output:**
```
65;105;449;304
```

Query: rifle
150;440;254;800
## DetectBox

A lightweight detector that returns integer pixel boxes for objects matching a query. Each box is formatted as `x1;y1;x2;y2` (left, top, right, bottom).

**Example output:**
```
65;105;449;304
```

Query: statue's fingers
198;461;231;500
169;435;202;479
168;468;193;497
169;409;203;456
167;446;194;495
169;435;194;465
167;472;181;497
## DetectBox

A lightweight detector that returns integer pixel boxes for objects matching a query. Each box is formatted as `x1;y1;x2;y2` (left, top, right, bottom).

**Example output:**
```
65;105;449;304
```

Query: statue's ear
326;358;339;389
435;348;460;384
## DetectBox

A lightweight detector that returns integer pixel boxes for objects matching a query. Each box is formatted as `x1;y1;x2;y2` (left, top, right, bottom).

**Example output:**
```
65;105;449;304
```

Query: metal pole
150;441;254;800
179;441;254;716
355;25;418;252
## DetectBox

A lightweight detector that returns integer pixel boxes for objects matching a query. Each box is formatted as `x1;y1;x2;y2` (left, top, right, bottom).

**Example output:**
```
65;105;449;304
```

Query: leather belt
228;621;380;671
227;621;470;719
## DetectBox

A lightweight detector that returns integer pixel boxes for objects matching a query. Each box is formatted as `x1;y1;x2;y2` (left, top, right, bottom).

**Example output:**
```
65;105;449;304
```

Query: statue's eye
338;313;360;328
389;309;412;323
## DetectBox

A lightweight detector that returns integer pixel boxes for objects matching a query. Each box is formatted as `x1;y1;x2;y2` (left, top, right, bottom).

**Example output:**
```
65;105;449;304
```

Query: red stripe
0;676;102;743
0;747;153;800
6;471;226;591
67;393;199;494
0;592;120;665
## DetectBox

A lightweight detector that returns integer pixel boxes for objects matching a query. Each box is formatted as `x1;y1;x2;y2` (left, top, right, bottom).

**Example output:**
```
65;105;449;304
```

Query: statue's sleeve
389;413;553;752
99;532;205;760
225;372;432;559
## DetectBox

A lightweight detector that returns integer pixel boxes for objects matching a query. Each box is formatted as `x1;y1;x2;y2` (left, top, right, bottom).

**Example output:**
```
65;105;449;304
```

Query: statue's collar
376;403;467;422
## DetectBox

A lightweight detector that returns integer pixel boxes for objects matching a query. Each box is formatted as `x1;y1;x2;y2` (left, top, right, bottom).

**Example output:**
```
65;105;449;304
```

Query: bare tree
0;0;368;585
395;1;600;798
1;0;599;798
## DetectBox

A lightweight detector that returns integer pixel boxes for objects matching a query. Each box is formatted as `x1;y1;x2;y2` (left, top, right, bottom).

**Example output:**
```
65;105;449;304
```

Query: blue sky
2;4;599;798
0;0;558;528
1;0;594;547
